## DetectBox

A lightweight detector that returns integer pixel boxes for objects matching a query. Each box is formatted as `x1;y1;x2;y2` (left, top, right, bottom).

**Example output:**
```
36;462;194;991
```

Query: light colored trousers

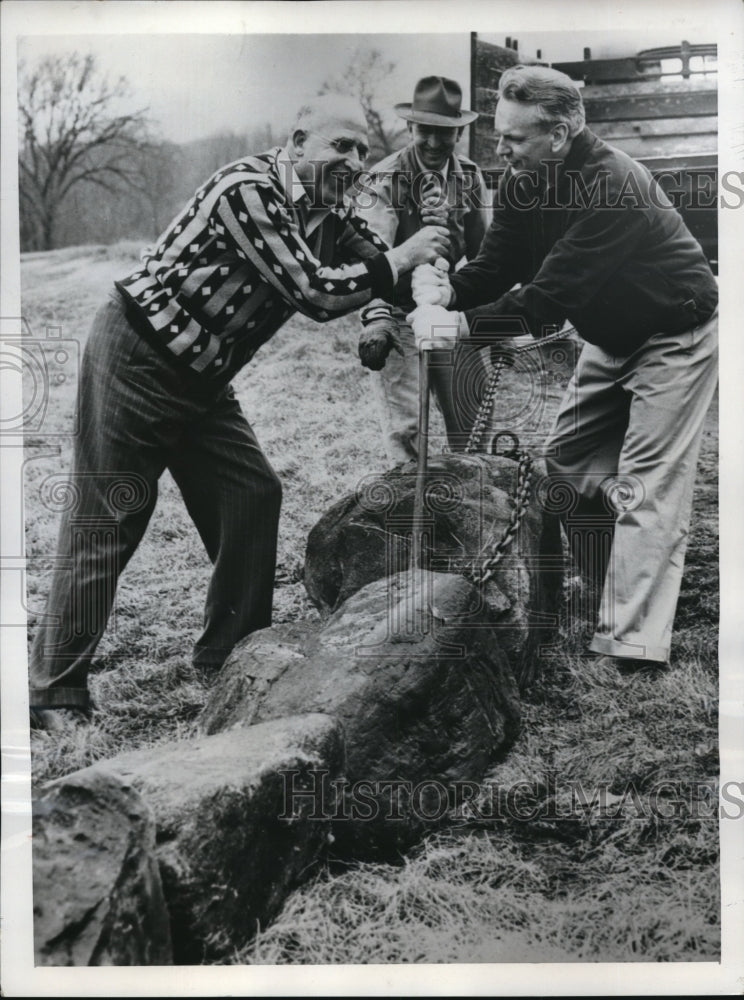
374;317;488;464
543;310;718;662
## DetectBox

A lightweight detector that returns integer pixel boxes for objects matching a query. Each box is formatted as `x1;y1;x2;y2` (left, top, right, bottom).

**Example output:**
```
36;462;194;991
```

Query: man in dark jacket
408;65;718;670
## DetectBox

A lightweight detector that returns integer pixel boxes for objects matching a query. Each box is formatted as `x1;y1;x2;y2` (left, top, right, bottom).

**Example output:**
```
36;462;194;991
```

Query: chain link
464;355;510;455
462;328;575;584
465;448;533;586
465;327;570;455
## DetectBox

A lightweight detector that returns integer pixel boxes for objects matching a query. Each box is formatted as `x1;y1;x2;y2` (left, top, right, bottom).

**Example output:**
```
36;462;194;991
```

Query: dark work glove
358;319;403;371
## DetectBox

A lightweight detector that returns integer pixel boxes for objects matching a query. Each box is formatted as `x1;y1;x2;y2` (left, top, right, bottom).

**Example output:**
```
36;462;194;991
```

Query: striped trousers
29;292;282;709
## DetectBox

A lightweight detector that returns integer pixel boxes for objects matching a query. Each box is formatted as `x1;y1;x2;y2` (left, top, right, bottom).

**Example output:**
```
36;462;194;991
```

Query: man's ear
457;127;465;141
550;122;570;154
292;129;307;156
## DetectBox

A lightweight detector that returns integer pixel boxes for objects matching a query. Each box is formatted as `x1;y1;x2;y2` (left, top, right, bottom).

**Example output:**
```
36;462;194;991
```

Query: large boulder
87;713;343;963
200;570;520;857
303;452;563;686
198;621;318;735
33;768;172;966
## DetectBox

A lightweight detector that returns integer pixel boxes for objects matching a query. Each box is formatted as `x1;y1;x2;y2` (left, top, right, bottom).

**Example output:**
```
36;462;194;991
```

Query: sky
17;34;474;144
16;23;716;145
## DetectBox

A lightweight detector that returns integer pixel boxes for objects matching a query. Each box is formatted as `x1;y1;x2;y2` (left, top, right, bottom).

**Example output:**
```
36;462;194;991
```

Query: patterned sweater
116;147;395;385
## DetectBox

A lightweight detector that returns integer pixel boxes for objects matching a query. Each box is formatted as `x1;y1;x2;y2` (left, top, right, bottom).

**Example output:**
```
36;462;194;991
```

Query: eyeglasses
309;132;369;162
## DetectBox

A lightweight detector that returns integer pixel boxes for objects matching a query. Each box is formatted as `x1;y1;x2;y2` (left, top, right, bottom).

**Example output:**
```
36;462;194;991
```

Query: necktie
418;171;446;217
418;171;451;268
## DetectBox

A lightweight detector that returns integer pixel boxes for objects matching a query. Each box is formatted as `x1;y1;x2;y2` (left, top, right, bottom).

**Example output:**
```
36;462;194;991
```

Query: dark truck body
470;36;718;271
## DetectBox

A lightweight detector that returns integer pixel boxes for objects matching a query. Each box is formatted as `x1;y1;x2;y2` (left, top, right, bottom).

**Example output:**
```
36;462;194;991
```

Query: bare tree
129;139;181;239
319;47;406;159
18;52;150;250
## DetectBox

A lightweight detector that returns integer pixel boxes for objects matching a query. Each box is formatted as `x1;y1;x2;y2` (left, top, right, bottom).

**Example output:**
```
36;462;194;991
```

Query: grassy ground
23;243;720;963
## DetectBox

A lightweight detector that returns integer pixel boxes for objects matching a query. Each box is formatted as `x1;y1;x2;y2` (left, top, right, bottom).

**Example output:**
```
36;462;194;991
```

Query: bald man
29;95;449;729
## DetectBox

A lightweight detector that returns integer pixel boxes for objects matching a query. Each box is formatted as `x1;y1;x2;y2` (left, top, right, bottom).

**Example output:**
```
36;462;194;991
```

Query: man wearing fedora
355;76;490;464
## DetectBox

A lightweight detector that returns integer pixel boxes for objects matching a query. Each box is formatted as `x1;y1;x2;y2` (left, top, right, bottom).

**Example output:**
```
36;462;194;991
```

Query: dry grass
23;242;720;962
240;647;719;965
245;827;718;964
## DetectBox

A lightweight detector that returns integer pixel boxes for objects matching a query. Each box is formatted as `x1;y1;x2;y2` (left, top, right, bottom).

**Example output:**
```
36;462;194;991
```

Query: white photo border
2;0;742;995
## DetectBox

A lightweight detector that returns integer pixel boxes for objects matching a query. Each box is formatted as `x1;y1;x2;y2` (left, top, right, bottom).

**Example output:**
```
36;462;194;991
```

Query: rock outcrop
33;768;172;966
68;713;343;963
200;571;521;857
303;453;563;686
32;455;567;962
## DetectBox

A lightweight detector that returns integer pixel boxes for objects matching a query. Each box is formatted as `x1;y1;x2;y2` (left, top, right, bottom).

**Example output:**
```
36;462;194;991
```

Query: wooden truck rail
470;36;718;271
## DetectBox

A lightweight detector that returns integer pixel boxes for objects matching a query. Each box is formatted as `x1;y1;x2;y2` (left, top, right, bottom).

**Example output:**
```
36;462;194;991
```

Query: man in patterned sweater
355;76;491;463
29;94;448;729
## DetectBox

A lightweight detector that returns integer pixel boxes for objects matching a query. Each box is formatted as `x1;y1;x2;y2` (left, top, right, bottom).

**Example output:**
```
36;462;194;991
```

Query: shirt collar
275;146;309;206
410;145;452;181
274;146;332;235
521;129;596;193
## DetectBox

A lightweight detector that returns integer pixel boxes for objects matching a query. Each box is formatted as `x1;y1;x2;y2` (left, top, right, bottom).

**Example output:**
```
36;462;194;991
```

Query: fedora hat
395;76;479;127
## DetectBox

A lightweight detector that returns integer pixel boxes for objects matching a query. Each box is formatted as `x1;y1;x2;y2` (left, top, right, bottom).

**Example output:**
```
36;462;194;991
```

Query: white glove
411;261;453;307
407;304;461;352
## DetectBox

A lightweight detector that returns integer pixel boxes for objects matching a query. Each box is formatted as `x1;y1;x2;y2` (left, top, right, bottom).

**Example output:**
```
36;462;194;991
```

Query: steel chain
462;328;574;585
465;327;570;455
464;355;509;455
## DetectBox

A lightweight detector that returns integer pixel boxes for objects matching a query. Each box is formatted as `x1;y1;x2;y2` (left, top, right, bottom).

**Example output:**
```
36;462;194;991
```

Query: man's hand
412;261;453;307
407;304;461;352
387;226;450;273
358;319;403;370
420;201;449;228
